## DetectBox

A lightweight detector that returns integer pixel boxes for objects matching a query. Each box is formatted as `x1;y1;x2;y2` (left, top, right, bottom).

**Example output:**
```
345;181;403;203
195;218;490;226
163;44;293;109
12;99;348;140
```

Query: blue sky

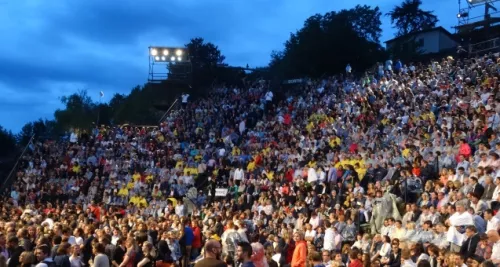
0;0;464;132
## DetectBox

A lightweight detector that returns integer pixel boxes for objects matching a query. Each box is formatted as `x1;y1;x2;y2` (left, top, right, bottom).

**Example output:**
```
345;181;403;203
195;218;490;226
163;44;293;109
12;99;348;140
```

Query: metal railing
469;37;500;56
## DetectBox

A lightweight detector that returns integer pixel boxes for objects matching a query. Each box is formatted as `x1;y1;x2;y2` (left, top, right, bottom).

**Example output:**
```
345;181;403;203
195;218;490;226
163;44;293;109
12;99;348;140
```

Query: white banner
208;188;229;197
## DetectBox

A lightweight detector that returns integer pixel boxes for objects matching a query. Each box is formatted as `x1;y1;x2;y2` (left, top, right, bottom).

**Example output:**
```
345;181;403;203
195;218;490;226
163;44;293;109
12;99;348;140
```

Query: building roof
384;26;457;44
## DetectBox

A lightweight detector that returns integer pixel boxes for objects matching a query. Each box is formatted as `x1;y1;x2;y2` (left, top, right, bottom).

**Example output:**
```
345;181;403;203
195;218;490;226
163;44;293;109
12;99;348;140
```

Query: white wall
415;30;440;54
386;29;457;55
438;32;458;51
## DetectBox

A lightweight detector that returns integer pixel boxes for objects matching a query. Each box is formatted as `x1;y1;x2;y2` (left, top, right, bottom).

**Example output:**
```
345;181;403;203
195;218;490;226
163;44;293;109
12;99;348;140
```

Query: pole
158;98;179;123
1;134;35;190
404;177;408;203
97;94;103;126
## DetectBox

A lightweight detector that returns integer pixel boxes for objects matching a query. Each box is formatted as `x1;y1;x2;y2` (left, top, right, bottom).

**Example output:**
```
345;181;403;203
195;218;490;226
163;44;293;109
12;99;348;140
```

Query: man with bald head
487;230;500;265
194;239;227;267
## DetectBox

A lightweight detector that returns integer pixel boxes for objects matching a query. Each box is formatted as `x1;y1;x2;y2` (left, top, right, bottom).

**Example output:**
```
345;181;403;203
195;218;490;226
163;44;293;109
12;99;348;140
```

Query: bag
225;231;242;252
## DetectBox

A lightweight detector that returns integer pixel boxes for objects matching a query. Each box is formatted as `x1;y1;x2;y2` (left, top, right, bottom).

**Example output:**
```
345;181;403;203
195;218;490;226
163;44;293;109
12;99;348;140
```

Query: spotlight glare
161;56;166;61
150;49;158;56
175;49;183;56
154;56;160;61
170;56;176;61
163;50;169;56
177;56;182;61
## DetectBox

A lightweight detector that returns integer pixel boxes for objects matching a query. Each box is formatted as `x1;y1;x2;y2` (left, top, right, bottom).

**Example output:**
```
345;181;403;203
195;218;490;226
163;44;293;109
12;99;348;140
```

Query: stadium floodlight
149;46;190;63
148;46;192;83
457;12;469;17
467;0;488;4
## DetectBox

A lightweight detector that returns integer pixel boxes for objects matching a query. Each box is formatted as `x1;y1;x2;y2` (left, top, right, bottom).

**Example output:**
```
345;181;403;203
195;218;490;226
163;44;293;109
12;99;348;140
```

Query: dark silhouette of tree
17;119;59;145
168;38;227;94
0;126;16;158
387;0;438;37
54;90;97;131
269;5;386;79
187;37;226;68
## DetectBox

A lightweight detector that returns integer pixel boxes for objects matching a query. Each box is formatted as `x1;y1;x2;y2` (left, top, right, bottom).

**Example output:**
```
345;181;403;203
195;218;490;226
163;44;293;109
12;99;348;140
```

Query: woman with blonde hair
138;241;157;267
400;249;415;267
401;222;417;242
19;251;36;267
118;237;137;267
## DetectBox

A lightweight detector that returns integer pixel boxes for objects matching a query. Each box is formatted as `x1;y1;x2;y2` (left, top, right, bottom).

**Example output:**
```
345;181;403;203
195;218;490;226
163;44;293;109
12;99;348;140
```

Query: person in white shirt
304;224;316;242
488;229;500;265
175;200;186;217
181;93;190;105
265;91;273;102
233;167;245;185
346;64;352;74
485;209;500;232
70;131;78;143
323;221;335;252
373;235;391;262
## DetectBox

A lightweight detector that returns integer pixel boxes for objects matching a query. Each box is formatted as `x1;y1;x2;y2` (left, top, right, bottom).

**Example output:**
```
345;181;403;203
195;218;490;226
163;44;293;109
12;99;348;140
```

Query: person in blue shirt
180;217;195;267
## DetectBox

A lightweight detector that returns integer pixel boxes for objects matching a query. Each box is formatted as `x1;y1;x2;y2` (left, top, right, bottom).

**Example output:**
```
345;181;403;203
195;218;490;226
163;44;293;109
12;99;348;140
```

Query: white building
385;26;458;55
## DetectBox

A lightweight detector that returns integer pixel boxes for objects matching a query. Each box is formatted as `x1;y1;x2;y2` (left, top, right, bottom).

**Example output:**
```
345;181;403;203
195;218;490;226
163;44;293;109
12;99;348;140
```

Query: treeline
0;0;439;151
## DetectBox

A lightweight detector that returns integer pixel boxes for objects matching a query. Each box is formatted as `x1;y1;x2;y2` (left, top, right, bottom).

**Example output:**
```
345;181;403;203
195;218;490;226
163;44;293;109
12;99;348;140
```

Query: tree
54;90;97;131
269;5;386;79
168;38;227;93
187;37;225;69
387;0;438;37
0;126;16;158
16;119;59;145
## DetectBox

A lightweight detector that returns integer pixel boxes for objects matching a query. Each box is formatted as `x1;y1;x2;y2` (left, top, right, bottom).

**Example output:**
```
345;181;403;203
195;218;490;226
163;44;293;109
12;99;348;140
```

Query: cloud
0;0;459;132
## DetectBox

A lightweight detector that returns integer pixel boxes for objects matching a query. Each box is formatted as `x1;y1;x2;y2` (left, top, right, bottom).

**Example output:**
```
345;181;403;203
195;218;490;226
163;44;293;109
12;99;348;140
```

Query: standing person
53;243;71;267
82;225;95;267
221;222;241;260
322;222;334;253
90;243;109;267
118;238;136;267
194;240;226;267
181;93;190;109
137;242;156;267
34;245;54;267
180;217;194;267
70;245;83;267
7;236;24;267
192;221;203;261
291;231;306;267
236;242;255;267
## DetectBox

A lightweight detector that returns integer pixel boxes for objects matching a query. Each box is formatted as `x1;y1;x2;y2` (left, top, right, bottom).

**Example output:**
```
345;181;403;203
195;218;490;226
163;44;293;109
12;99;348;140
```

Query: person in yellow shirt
72;162;81;174
132;171;141;182
263;167;274;180
117;187;129;197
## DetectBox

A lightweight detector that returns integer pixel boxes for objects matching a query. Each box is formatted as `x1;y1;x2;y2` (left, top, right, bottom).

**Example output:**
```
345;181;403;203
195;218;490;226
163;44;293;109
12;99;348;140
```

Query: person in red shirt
291;231;307;267
191;220;202;260
348;250;363;267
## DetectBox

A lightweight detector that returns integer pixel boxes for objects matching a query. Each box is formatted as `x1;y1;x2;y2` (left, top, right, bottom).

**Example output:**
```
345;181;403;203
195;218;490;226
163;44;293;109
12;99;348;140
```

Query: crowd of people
1;52;500;267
